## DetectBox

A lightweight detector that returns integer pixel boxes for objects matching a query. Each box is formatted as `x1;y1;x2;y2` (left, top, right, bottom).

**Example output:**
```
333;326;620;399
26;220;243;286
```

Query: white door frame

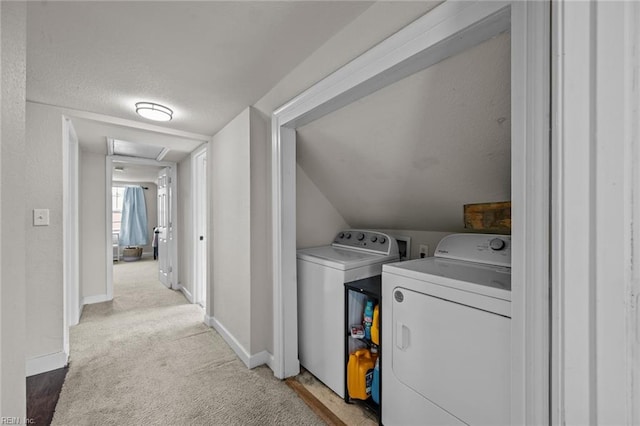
62;116;80;357
106;155;179;298
551;1;640;424
271;1;550;424
191;143;208;308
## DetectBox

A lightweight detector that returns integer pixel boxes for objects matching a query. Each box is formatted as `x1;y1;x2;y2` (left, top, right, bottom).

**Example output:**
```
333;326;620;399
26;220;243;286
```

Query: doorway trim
106;155;178;300
271;1;550;424
191;143;208;309
62;116;80;358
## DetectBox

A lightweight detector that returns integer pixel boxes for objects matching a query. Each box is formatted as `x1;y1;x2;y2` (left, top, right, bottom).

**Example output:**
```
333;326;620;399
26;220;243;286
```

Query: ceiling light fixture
135;102;173;122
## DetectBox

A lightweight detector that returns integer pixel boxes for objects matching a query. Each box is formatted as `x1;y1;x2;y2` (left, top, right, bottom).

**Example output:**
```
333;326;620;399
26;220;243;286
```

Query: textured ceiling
297;32;511;233
26;1;373;136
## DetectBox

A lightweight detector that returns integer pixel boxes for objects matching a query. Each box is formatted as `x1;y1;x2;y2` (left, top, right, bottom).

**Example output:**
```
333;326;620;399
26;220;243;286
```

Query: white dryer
382;233;511;426
297;230;399;398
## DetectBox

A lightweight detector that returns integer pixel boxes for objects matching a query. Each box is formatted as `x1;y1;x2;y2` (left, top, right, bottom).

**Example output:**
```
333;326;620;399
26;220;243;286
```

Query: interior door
157;167;170;287
194;150;207;307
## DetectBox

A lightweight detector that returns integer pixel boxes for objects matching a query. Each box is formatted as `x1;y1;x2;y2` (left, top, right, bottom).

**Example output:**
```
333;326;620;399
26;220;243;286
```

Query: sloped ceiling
297;32;511;232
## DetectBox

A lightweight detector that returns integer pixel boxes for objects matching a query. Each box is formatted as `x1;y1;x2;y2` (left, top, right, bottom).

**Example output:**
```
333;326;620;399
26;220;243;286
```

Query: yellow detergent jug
347;348;377;400
371;304;380;345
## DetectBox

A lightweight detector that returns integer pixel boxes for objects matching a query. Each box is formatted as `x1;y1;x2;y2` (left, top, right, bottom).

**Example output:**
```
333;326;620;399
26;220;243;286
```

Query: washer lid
383;257;511;301
297;246;398;270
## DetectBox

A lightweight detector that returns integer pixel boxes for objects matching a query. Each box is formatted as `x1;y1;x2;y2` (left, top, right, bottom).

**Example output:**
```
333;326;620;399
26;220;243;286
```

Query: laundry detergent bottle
371;304;380;345
347;348;377;400
371;357;380;404
363;300;374;340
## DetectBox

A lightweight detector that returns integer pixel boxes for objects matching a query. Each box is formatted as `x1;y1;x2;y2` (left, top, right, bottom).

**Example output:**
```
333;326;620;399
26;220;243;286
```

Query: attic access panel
107;138;169;161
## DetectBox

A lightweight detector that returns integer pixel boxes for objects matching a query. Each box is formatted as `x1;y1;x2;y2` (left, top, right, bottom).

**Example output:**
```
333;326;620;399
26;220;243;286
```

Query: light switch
33;209;50;226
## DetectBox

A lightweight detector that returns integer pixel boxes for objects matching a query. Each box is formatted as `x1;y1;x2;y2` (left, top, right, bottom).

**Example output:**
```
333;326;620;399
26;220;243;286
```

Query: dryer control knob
370;236;378;243
338;232;345;239
345;233;352;239
489;238;506;251
357;233;365;241
379;237;386;244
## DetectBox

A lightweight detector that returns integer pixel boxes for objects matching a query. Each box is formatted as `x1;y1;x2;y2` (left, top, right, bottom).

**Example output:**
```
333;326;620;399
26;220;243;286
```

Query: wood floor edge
285;378;347;426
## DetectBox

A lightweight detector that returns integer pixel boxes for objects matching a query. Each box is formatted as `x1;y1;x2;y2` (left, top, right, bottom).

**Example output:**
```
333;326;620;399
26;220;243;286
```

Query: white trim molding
82;294;111;305
177;284;194;304
552;1;640;424
510;2;550;424
271;0;550;424
26;352;68;377
204;315;272;369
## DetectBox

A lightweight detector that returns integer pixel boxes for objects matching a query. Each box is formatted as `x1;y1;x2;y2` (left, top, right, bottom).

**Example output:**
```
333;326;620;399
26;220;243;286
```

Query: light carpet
52;258;323;425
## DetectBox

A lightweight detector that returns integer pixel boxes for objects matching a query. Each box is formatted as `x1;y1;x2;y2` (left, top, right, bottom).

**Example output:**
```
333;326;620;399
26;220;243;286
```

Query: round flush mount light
135;102;173;122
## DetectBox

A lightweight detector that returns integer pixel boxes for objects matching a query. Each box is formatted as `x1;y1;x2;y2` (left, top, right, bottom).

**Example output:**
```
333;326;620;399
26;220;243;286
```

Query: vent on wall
107;138;169;161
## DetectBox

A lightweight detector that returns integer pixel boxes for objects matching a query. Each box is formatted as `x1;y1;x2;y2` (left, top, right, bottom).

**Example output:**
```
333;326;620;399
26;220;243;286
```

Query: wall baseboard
178;283;194;303
82;294;111;305
204;315;273;370
26;351;68;377
250;350;274;370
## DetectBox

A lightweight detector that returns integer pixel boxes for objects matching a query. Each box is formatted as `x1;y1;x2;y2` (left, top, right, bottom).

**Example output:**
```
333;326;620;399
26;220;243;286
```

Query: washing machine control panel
434;233;511;267
332;230;395;255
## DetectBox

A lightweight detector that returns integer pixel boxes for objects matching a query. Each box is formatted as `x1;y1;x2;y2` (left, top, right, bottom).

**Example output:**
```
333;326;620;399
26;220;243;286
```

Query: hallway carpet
52;258;323;425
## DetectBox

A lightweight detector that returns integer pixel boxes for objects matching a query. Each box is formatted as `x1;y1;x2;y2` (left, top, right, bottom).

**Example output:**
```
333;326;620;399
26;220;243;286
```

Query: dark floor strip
286;378;347;426
26;366;68;426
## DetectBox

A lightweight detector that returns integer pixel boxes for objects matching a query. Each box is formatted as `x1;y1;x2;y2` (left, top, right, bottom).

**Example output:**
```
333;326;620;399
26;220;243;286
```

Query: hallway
52;259;322;425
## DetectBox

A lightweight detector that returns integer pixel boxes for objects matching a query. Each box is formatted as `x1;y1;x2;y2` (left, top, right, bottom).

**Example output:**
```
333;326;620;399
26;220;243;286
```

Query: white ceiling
297;32;511;233
26;1;373;141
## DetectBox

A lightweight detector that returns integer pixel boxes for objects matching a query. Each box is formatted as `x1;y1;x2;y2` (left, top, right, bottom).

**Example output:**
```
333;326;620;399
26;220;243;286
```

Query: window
112;186;125;233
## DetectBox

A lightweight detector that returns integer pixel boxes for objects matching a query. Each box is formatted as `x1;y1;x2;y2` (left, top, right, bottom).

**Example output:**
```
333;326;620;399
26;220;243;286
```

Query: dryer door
391;286;511;426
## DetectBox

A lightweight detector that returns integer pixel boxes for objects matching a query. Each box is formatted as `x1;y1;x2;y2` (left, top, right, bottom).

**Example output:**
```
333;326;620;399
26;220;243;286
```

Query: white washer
382;233;511;426
297;230;399;398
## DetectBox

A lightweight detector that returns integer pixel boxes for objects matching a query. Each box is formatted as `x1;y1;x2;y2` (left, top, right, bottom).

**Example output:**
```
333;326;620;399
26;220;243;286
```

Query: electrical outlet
419;244;429;258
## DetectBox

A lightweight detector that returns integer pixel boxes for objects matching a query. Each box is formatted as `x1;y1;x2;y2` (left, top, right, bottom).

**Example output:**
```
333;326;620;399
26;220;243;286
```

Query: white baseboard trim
82;294;111;305
204;315;273;370
178;283;194;303
26;351;68;377
250;350;274;370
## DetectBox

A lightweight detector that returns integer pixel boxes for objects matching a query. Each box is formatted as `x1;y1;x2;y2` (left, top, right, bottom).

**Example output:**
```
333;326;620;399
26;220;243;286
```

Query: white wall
25;103;66;365
208;107;274;359
296;165;350;249
249;108;272;354
177;157;192;297
210;108;252;351
296;32;511;233
0;1;27;416
374;229;452;260
79;150;106;300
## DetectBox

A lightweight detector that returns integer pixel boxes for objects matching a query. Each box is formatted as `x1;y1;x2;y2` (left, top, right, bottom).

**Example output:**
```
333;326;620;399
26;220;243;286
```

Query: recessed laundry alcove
296;32;511;245
272;2;550;423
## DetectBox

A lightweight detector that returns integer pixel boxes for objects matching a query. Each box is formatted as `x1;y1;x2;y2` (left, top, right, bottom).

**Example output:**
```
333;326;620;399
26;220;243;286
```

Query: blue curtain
119;186;148;247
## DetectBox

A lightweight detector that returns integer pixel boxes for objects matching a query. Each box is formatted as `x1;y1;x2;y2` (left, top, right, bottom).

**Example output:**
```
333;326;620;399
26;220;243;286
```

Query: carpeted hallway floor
52;258;323;425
